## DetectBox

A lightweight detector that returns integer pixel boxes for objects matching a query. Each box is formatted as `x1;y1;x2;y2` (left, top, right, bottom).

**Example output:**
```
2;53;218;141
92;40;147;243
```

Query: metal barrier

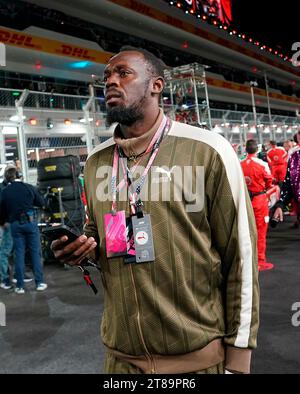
1;86;299;182
0;88;107;183
0;88;22;108
23;91;89;111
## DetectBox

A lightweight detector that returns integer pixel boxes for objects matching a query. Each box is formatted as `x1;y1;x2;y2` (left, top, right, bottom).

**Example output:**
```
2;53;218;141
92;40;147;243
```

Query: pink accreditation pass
104;210;127;258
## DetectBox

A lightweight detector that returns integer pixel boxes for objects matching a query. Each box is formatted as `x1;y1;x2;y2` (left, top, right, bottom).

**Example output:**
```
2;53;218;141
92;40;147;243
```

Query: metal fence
23;91;89;111
0;88;108;183
1;87;300;183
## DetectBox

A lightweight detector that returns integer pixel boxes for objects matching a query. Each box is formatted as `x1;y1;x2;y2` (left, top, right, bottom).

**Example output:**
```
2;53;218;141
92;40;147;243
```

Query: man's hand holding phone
51;233;97;266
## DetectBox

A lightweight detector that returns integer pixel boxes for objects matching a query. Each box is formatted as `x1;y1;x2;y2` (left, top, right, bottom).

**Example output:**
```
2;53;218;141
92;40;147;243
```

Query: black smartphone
42;225;80;244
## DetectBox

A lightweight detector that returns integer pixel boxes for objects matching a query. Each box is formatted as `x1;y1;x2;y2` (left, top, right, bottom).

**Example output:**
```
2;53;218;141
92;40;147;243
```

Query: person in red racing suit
267;140;288;185
241;140;274;271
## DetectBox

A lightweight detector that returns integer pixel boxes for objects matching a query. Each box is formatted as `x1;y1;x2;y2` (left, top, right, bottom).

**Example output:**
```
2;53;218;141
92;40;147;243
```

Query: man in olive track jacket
52;47;259;374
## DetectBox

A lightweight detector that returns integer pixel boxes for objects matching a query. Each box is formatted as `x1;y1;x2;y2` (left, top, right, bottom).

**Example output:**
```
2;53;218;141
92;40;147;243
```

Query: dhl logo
0;27;112;64
0;30;39;49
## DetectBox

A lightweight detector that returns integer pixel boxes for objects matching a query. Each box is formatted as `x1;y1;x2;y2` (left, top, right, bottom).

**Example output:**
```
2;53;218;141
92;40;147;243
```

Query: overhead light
232;126;240;134
64;119;72;126
9;115;26;121
263;127;270;134
95;119;102;127
276;127;283;133
29;118;37;126
79;117;93;123
249;126;257;133
45;149;55;152
69;61;92;69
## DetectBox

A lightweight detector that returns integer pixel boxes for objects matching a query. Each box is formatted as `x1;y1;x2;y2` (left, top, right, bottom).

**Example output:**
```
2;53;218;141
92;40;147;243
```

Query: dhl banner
206;77;300;105
1;24;298;106
108;0;300;78
0;27;112;64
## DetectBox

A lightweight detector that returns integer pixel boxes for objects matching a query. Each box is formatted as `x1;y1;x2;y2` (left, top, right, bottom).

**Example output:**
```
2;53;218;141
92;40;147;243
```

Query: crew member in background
283;140;294;158
273;136;300;228
267;140;288;185
0;167;13;290
0;167;47;294
290;132;300;156
13;158;23;179
257;144;268;163
241;139;274;271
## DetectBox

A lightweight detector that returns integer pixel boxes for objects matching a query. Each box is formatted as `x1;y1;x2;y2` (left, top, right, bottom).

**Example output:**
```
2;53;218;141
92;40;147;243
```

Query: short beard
106;82;150;127
106;103;144;127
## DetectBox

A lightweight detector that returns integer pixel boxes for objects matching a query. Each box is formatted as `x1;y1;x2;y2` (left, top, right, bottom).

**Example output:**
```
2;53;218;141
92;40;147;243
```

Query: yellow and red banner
0;27;112;64
206;76;300;105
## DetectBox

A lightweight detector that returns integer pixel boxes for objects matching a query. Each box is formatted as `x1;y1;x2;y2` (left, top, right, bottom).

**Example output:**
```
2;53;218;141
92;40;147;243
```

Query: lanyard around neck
111;116;170;214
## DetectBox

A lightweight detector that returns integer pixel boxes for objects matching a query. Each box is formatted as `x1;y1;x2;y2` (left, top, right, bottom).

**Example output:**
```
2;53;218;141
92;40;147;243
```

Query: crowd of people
240;134;300;271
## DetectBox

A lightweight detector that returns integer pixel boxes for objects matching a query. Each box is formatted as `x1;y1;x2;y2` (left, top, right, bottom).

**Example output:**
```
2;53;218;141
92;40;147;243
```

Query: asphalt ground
0;216;299;374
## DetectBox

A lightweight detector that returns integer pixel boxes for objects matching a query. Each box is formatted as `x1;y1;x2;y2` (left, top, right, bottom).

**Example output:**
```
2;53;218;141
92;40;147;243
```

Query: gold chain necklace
128;150;146;162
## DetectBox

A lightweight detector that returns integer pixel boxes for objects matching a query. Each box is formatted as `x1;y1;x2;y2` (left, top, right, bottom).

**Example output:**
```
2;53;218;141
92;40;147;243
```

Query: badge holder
107;116;170;263
104;210;128;258
131;200;155;264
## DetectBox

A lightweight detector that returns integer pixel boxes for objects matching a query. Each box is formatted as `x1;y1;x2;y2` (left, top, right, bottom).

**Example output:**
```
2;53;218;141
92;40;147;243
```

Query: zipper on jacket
129;264;156;373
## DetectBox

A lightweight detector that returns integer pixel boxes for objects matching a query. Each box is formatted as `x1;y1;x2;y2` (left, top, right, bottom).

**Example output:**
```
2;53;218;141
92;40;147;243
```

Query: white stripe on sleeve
169;122;253;347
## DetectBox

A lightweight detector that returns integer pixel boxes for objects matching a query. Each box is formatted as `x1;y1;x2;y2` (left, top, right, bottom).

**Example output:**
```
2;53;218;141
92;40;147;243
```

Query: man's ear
151;77;165;96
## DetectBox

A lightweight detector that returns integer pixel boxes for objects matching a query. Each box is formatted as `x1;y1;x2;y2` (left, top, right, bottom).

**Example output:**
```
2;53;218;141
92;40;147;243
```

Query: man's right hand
51;235;97;266
273;207;284;222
